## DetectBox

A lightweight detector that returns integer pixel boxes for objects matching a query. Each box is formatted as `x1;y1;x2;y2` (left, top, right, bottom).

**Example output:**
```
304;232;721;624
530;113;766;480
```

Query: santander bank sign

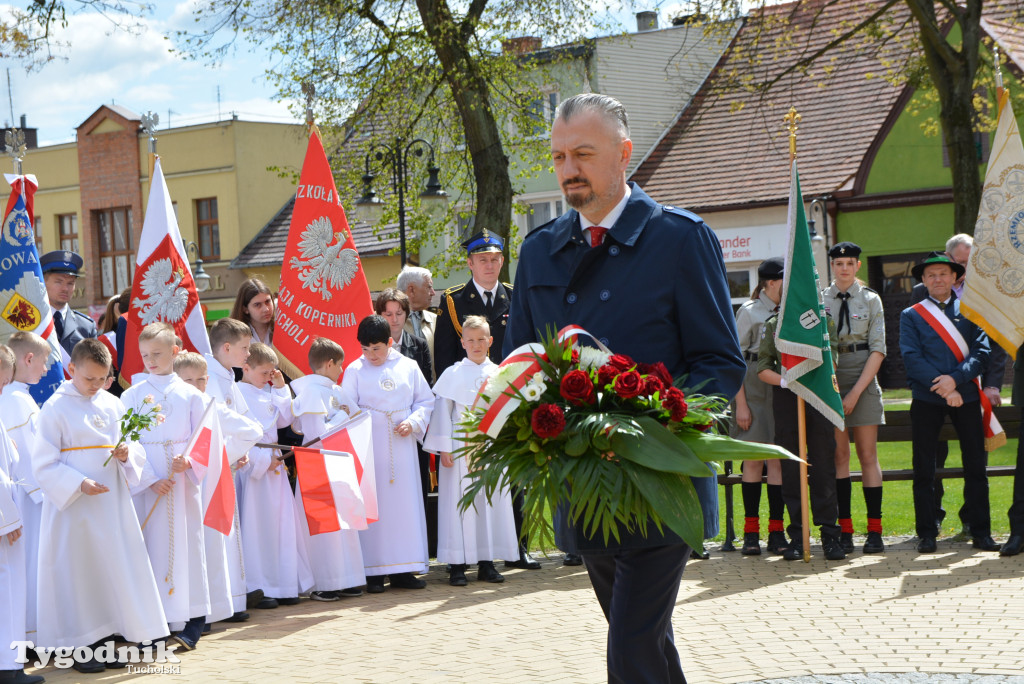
714;224;789;264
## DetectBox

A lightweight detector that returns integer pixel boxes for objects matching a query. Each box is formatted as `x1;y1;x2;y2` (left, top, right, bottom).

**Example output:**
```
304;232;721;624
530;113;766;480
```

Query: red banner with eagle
120;157;211;386
274;127;373;377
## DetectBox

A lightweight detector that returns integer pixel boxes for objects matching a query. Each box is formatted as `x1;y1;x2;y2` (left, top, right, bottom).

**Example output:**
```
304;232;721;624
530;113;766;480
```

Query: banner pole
798;396;811;562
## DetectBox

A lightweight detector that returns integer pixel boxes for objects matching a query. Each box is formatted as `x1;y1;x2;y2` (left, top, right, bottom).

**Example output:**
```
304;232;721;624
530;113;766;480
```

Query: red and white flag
321;411;377;524
273;128;373;378
121;157;211;386
186;402;235;535
293;447;366;533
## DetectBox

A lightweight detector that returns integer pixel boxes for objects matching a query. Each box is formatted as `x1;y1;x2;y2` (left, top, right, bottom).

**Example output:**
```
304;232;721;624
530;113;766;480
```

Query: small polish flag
185;402;235;535
293;447;366;533
321;411;377;525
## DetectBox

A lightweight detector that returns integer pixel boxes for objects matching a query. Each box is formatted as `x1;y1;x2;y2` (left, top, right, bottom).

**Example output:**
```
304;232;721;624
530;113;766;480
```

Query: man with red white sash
899;252;1002;554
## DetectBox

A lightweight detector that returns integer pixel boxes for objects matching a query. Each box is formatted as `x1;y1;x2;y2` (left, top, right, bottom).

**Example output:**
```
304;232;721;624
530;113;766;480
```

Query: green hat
912;251;964;282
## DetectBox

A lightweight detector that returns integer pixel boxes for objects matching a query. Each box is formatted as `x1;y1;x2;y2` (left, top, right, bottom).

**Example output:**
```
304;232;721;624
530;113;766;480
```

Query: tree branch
903;0;961;71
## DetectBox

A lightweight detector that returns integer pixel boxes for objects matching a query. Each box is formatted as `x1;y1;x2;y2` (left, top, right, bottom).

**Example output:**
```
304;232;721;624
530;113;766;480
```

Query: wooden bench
718;404;1021;550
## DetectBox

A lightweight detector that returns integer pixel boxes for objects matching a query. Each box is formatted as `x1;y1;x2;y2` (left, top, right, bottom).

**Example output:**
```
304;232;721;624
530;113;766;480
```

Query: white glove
779;377;788;389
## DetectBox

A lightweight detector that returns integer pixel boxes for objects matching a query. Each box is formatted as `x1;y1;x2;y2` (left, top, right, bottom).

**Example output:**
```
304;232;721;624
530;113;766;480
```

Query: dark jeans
1007;404;1024;535
583;544;690;684
911;400;991;539
773;387;839;541
179;615;206;644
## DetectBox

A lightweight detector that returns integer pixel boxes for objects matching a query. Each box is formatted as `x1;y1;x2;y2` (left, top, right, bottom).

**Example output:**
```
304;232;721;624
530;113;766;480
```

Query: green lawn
711;435;1020;540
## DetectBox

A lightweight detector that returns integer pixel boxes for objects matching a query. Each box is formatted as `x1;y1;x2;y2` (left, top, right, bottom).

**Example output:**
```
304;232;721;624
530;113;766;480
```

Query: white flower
578;347;612;370
142;394;154;405
521;381;545;403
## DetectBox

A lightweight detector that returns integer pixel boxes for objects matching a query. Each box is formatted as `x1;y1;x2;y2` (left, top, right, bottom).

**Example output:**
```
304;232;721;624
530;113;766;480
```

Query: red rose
607;354;635;372
613;370;643;399
643;375;664;396
560;369;595;405
531;404;566;439
597;364;619;387
662;386;688;422
637;361;673;389
570;348;580;365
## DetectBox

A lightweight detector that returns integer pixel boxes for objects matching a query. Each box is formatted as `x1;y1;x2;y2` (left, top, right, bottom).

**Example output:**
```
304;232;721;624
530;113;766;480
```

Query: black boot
741;532;762;556
449;564;468;586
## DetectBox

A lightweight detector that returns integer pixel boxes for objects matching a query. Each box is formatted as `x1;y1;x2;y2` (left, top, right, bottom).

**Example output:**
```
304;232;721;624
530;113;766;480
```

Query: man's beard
562;177;596;210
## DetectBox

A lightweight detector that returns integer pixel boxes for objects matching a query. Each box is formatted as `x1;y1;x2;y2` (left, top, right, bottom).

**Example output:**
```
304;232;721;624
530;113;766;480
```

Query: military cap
911;251;965;282
40;250;86;277
461;230;503;255
829;242;862;259
757;256;785;281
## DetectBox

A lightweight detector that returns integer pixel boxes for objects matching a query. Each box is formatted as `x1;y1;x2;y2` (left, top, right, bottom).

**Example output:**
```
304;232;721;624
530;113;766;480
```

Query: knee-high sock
742;481;762;533
766;483;785;532
863;486;883;533
836;476;853;533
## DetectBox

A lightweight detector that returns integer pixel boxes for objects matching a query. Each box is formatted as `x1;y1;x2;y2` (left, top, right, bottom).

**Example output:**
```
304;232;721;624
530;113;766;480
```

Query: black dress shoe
275;596;301;605
223;611;250;622
823;536;847;561
862;531;885;554
563;553;583;566
917;537;938;553
0;671;45;684
255;597;279;609
449;565;468;586
1000;534;1024;557
505;548;541;570
245;589;265;609
477;561;505;583
690;548;710;560
366;576;386;594
766;531;788;555
741;532;762;556
840;532;855;554
73;655;105;673
972;536;1002;552
389;572;427;589
783;543;803;561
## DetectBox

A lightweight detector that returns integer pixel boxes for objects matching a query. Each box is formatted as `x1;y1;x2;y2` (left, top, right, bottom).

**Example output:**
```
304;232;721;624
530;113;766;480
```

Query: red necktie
590;226;608;248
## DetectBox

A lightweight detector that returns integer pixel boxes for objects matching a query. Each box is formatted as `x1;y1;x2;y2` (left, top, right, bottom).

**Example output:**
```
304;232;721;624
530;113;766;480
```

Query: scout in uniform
758;310;845;561
732;257;787;555
39;251;97;358
822;242;887;554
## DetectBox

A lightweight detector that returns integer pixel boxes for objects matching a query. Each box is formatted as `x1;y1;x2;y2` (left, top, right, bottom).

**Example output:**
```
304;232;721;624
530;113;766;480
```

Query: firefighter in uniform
40;250;98;357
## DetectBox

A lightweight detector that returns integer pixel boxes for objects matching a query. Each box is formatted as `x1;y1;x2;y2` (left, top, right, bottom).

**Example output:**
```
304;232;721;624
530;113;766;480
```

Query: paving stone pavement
26;536;1024;683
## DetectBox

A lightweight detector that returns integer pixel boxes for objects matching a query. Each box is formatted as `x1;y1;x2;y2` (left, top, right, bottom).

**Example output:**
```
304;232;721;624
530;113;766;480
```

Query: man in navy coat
505;93;744;684
899;252;998;554
40;250;97;357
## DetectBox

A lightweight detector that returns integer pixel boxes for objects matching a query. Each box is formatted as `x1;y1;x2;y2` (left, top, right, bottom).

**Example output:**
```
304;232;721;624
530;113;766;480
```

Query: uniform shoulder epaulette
862;286;878;294
72;309;93;321
662;205;703;224
426;305;441;315
502;281;513;291
443;283;466;297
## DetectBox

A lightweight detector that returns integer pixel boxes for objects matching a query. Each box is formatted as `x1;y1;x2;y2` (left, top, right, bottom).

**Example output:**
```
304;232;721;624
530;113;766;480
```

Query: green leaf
564;430;589;456
610;415;710;477
676;430;801;463
628;468;704;551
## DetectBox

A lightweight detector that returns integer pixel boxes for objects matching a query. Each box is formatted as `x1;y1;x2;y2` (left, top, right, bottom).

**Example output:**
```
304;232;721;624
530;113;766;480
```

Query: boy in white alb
33;339;168;673
342;315;433;593
172;352;261;626
122;323;210;652
201;319;263;622
0;332;51;647
291;337;365;600
424;316;518;586
237;342;313;606
0;346;44;684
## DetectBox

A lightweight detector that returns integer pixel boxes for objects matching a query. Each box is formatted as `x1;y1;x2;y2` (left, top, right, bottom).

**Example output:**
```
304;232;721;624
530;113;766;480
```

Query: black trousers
1007;404;1024;535
773;387;839;541
911;399;991;539
935;441;970;530
583;544;690;684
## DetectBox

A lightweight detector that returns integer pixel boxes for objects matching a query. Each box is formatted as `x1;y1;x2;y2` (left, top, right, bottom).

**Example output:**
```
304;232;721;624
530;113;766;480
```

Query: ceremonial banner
0;174;65;403
294;446;367;534
961;88;1024;356
186;402;235;535
121;157;211;387
274;128;373;378
776;161;845;430
320;411;377;524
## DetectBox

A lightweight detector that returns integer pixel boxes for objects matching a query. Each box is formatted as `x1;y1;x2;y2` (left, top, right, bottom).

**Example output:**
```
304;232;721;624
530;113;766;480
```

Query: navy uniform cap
829;241;862;259
757;256;784;280
461;229;503;255
40;250;86;277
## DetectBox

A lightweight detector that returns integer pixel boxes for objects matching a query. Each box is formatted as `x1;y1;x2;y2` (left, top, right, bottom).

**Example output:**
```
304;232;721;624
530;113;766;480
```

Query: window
58;213;78;252
95;207;134;299
196;198;220;260
33;215;42;253
726;268;755;307
525;199;563;233
524;89;560;137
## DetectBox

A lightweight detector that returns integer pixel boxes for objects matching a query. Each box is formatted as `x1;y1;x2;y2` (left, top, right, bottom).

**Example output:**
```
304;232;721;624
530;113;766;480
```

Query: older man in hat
40;250;97;356
900;252;998;554
434;230;540;570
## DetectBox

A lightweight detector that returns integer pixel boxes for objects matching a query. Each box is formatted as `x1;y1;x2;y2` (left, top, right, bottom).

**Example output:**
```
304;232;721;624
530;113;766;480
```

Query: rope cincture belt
364;405;402;483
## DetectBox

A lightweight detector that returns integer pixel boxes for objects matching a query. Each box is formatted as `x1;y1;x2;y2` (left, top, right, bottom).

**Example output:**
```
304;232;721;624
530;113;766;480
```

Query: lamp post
809;196;831;282
355;138;448;266
185;241;211;293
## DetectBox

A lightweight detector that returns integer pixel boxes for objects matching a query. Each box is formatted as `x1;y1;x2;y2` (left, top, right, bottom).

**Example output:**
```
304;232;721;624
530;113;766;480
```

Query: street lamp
185;241;211;293
809;196;832;282
355;138;448;266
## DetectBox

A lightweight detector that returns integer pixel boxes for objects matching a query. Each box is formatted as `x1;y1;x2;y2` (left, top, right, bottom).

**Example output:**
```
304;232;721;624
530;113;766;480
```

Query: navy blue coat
505;183;744;552
899;297;989;404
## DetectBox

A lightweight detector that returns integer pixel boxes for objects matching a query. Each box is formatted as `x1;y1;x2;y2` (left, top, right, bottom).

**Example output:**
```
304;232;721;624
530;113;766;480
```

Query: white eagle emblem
289;216;359;301
136;258;190;325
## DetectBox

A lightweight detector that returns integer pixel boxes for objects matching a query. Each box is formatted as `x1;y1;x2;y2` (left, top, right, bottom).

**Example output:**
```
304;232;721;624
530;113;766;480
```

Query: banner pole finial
302;82;316;129
5;127;26;175
784;106;801;162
